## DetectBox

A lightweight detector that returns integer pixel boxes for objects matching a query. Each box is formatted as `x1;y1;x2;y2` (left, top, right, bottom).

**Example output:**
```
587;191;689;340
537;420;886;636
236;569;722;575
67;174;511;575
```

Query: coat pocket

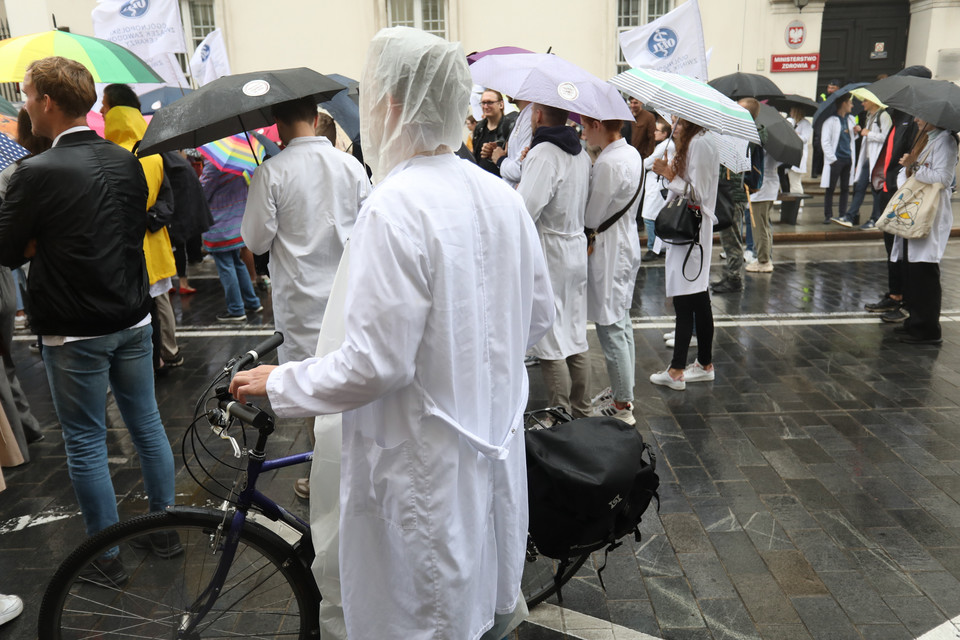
345;433;418;531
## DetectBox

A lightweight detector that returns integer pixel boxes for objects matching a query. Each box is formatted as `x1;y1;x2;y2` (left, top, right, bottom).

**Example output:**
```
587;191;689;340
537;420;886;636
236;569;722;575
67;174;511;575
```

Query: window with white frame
177;0;217;77
388;0;447;39
616;0;674;74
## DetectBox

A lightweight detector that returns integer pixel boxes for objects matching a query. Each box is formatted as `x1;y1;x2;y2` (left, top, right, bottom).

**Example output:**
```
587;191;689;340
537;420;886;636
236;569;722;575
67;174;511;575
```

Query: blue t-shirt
835;115;851;161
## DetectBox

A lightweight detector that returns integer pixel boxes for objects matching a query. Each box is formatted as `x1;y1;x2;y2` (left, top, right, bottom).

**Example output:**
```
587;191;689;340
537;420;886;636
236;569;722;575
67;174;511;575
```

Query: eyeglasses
479;100;501;106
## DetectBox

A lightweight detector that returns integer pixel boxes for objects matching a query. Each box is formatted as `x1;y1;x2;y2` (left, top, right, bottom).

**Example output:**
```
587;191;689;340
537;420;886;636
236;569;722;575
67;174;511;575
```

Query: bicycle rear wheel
39;508;319;640
521;537;591;608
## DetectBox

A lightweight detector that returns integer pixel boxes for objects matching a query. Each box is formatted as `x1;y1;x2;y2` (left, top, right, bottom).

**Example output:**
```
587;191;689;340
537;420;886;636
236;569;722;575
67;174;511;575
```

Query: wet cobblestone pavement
2;233;959;640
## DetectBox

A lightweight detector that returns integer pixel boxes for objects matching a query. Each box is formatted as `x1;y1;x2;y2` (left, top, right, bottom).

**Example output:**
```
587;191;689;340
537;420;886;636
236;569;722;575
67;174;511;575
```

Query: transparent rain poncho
359;27;472;184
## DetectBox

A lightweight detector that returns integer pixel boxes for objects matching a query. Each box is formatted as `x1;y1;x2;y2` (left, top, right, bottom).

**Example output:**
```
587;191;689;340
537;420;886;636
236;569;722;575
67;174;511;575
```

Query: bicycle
39;333;591;639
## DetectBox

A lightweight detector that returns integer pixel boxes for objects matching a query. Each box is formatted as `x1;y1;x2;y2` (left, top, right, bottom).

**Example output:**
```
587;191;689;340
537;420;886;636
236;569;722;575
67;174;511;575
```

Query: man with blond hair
0;57;176;586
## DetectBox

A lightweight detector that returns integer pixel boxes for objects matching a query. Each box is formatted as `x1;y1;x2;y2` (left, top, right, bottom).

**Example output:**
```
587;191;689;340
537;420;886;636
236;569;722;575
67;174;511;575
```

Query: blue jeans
43;324;174;553
643;219;656;251
844;165;871;219
595;313;636;403
743;208;754;254
212;249;261;315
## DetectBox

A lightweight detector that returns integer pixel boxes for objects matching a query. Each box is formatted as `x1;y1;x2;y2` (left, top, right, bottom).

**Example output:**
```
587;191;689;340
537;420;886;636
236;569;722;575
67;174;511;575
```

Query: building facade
1;0;957;99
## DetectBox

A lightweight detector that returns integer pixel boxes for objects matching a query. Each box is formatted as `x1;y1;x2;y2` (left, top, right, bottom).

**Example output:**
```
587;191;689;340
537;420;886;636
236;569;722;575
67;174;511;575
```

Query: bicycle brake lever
206;410;243;458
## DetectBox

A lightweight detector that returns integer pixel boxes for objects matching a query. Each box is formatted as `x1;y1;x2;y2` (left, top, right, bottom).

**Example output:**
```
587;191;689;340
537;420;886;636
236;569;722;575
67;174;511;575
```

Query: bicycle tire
39;507;320;640
522;542;592;608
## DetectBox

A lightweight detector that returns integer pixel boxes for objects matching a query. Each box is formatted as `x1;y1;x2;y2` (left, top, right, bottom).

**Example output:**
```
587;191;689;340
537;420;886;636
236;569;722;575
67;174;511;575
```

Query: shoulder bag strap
594;173;645;236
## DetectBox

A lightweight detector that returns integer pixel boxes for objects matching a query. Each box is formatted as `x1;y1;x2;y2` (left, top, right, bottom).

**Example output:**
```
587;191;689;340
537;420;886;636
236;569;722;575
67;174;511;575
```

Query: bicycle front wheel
39;507;319;640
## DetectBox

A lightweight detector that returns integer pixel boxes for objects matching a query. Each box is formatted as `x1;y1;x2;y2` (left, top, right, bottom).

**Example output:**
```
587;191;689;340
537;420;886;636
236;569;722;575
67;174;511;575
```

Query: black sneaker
865;296;899;313
642;250;661;261
78;556;129;587
165;353;185;368
216;312;247;323
129;530;183;559
712;278;743;294
881;309;907;323
246;305;264;314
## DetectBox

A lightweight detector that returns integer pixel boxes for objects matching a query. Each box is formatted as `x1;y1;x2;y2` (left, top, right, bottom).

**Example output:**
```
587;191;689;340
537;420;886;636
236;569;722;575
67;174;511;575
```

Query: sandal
177;286;197;295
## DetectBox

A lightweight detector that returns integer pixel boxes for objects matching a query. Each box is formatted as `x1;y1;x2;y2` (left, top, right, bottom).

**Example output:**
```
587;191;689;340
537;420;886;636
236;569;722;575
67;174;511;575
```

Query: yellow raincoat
104;106;176;286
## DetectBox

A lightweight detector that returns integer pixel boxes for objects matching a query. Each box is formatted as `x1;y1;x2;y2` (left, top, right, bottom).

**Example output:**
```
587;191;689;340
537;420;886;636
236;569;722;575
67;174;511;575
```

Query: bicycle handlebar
228;332;284;381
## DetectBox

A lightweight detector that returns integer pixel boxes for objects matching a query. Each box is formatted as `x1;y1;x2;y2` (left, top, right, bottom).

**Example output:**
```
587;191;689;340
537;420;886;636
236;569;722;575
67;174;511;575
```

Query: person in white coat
887;121;958;344
641;119;674;260
741;97;781;274
649;119;718;391
786;107;812;194
241;98;371;364
820;93;857;223
582;115;643;425
517;102;592;418
492;100;532;188
230;26;555;640
836;99;892;226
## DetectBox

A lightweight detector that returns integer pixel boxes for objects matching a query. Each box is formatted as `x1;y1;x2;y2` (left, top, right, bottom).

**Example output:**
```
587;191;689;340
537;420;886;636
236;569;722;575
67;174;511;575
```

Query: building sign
786;20;805;49
870;42;888;60
771;53;820;72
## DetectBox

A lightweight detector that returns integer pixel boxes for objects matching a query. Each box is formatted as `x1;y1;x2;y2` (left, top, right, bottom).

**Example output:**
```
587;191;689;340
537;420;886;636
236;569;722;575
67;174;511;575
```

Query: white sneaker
593;401;637;426
665;336;697;348
590;386;613;408
684;361;715;382
743;249;757;264
650;369;685;390
663;331;675;341
746;261;773;273
0;595;23;626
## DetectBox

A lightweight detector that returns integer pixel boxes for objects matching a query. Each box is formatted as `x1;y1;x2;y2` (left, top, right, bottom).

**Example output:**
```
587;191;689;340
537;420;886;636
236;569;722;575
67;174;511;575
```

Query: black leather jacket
0;130;151;336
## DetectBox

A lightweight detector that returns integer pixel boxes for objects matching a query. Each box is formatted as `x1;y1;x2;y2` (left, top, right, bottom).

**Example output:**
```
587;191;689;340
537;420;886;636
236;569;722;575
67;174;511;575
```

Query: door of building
818;0;910;98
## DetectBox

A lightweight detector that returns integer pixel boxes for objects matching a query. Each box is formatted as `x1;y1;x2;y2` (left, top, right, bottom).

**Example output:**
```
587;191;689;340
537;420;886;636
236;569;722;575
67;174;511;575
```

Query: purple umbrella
470;53;633;122
466;46;533;65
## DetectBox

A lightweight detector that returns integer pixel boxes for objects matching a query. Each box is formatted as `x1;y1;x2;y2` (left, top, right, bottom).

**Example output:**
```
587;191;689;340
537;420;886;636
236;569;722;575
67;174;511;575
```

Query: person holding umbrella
821;93;858;224
649;118;718;390
834;94;892;227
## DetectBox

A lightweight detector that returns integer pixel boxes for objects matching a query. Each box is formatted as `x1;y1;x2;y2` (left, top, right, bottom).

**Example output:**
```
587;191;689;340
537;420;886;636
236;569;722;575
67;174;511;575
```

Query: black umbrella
756;102;803;166
708;72;784;100
865;75;960;131
811;82;868;127
138;68;346;156
766;94;817;117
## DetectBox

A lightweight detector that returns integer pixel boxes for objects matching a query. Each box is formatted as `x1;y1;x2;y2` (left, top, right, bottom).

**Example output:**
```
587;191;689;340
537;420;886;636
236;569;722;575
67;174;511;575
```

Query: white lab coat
662;132;718;297
517;140;591;359
750;151;782;203
787;117;812;175
241;136;371;363
642;138;675;221
890;129;958;264
585;138;643;325
308;242;350;640
500;103;533;188
854;110;893;181
266;153;554;640
819;114;857;189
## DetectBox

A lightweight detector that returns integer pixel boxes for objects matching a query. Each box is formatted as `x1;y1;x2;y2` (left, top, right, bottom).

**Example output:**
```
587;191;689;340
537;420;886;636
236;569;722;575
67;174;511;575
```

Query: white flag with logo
189;29;231;86
619;0;708;81
92;0;188;87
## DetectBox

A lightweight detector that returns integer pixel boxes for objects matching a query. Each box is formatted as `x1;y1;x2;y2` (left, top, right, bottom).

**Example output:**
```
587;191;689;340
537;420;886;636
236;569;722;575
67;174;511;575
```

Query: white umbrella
471;53;633;121
610;67;760;144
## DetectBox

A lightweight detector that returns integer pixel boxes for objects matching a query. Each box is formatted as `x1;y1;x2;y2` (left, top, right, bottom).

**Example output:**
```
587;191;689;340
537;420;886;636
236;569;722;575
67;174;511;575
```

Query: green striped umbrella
610;67;760;144
0;30;163;83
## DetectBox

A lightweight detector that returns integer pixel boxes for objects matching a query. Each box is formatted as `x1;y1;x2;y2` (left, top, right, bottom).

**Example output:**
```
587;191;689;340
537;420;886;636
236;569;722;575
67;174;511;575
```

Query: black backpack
526;416;659;592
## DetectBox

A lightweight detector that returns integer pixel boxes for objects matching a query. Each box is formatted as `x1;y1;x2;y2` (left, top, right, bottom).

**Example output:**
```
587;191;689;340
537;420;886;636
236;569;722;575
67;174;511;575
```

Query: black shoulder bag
585;173;645;256
654;184;705;282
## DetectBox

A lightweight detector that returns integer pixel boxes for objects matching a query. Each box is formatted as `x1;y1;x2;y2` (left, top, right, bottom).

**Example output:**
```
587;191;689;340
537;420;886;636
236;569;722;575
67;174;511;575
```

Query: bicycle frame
178;406;316;635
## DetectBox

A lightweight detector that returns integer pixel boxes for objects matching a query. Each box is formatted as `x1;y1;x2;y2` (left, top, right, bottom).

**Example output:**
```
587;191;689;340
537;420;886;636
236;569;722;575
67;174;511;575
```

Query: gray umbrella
865;75;960;131
708;72;784;100
756;102;803;166
138;67;346;156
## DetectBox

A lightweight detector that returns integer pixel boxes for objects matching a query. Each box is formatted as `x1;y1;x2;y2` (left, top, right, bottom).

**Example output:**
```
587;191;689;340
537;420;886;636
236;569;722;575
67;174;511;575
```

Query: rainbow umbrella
0;30;163;83
197;133;266;184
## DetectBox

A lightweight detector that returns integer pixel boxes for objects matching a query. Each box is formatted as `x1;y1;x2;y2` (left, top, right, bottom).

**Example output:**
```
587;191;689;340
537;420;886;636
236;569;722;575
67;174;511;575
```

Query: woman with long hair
649;118;719;390
888;118;958;344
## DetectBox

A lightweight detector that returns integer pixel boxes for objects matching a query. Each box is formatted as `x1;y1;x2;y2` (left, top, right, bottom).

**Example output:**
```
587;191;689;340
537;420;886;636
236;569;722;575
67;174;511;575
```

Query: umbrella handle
238;115;261;166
